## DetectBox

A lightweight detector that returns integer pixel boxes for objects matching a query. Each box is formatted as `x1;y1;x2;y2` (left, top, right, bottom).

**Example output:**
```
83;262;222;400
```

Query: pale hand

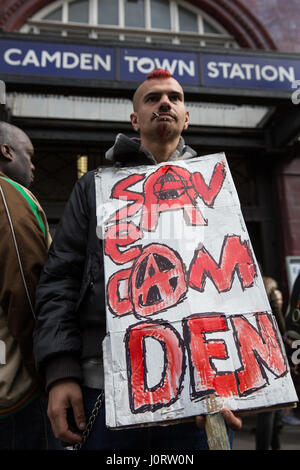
195;408;242;431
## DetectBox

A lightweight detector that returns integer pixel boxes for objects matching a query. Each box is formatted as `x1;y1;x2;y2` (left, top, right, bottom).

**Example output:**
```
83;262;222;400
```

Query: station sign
0;38;299;91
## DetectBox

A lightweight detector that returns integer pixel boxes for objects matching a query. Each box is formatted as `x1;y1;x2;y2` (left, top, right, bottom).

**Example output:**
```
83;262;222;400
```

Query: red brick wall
0;0;276;50
238;0;300;52
1;0;299;52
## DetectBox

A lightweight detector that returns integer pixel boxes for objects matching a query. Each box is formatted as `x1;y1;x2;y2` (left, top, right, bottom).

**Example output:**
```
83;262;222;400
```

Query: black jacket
33;134;197;389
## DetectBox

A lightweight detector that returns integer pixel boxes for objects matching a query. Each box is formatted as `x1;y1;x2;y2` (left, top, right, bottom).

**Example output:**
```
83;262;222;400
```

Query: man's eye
146;96;158;102
170;95;180;101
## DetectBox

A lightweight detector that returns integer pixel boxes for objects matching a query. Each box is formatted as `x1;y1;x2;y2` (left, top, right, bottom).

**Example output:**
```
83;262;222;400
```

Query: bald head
0;121;15;147
0;122;35;188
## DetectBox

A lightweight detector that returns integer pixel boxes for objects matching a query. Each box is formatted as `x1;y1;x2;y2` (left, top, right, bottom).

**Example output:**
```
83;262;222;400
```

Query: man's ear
183;110;189;131
130;112;139;132
0;143;14;161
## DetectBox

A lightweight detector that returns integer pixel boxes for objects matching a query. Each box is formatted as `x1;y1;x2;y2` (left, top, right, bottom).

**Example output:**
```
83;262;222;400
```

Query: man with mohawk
34;70;241;450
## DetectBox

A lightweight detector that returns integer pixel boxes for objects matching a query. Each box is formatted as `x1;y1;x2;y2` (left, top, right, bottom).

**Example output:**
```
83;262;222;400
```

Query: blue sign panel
202;53;300;91
119;48;200;85
0;39;115;80
1;37;300;92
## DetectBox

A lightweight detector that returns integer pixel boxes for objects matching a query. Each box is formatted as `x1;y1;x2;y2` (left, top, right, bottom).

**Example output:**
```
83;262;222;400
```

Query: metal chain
73;390;104;451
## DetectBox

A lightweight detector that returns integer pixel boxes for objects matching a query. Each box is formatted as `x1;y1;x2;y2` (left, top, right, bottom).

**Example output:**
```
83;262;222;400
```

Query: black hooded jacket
33;134;197;390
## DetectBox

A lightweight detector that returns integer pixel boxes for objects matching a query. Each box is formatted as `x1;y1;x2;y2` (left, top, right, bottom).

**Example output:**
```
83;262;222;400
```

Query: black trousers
255;411;281;450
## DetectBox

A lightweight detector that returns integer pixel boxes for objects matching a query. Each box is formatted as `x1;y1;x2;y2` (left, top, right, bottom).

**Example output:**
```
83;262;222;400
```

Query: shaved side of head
0;121;35;188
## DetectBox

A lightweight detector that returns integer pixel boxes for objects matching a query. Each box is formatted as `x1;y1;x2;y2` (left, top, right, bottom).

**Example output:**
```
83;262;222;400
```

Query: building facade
1;0;300;300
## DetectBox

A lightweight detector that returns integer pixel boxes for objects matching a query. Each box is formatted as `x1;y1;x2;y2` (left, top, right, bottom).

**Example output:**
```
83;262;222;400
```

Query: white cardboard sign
95;153;298;429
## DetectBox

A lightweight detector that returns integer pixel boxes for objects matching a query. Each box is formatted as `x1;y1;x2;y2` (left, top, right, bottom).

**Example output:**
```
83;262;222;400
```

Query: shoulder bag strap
0;183;36;320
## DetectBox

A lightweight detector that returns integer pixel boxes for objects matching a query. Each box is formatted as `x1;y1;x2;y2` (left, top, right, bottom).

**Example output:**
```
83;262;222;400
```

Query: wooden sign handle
205;413;231;450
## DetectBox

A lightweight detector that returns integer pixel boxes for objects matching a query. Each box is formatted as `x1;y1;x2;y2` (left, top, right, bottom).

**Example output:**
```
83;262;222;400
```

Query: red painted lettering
110;173;145;222
231;313;287;395
141;166;206;231
130;243;188;318
189;235;256;293
125;320;185;413
191;161;226;207
183;314;237;398
107;268;133;316
104;221;143;264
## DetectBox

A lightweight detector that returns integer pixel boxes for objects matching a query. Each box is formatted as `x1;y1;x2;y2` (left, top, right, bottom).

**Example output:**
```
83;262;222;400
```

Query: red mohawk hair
146;69;172;80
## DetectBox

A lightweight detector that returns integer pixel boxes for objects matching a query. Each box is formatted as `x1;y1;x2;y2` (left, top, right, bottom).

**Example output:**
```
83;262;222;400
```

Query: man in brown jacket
0;121;51;449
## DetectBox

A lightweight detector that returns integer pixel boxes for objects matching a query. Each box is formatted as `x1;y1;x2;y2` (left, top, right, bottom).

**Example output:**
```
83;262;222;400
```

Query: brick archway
0;0;276;50
190;0;276;50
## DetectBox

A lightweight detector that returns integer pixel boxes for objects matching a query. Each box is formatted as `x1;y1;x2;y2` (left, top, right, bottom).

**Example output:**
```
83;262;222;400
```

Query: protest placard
95;152;298;429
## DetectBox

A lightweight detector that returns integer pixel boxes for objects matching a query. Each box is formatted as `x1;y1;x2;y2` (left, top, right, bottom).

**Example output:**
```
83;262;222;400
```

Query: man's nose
159;96;171;110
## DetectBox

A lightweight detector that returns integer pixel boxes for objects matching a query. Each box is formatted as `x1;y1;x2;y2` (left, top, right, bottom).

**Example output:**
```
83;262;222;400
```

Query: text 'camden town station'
1;39;299;90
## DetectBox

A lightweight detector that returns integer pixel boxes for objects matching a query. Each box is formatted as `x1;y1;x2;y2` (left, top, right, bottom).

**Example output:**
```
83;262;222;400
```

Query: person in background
0;122;52;449
255;272;300;450
255;274;286;450
281;272;300;426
